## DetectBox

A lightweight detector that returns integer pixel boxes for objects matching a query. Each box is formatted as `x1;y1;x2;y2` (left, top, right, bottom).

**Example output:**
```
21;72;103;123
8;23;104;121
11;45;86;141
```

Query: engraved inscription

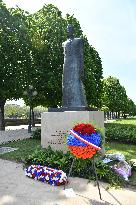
47;130;67;145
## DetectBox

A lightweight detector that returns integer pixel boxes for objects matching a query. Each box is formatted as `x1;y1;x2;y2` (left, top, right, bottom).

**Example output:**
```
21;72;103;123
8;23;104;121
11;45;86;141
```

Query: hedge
105;123;136;144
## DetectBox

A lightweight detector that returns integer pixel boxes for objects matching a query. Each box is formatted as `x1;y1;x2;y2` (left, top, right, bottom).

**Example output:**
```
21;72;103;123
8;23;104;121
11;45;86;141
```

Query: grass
0;138;136;162
0;138;40;162
105;141;136;186
129;171;136;186
105;142;136;160
106;117;136;158
112;117;136;125
105;117;136;185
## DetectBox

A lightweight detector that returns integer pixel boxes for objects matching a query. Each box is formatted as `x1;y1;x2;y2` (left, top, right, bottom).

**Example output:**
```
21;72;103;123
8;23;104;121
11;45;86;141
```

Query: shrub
24;146;126;187
105;123;136;144
31;128;41;140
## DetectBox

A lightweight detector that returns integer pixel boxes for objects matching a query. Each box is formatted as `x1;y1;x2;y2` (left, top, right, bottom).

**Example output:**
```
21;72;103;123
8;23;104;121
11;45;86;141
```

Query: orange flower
68;145;98;159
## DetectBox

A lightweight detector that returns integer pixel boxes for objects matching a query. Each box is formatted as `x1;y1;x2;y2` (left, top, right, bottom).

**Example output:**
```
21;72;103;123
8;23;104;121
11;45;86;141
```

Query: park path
0;129;31;145
0;124;40;145
0;158;136;205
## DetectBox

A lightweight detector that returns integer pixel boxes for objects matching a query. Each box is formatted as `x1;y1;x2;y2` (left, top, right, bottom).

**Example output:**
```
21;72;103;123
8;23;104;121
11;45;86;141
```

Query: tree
0;2;104;130
4;104;27;118
127;98;136;116
84;37;103;108
24;5;103;108
0;1;31;130
102;76;128;117
23;4;67;107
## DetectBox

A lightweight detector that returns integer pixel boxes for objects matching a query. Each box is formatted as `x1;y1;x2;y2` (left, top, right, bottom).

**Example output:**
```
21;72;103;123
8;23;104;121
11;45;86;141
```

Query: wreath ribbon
69;129;101;150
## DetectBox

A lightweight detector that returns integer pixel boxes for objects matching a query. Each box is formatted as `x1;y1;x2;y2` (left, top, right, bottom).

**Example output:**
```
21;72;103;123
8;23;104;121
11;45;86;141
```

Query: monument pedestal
41;111;104;151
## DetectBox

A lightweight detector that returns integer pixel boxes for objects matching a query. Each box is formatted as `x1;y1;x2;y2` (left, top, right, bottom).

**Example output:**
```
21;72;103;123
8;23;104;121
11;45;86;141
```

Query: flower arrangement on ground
67;123;102;159
102;153;132;181
25;165;67;186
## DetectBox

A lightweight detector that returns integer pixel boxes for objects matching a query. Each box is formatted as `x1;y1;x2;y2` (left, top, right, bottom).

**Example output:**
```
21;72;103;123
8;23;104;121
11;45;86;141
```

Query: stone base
48;107;98;112
41;111;104;151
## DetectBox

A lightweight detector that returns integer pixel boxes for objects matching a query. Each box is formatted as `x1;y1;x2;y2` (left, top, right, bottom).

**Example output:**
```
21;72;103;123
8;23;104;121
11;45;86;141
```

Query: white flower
46;176;49;180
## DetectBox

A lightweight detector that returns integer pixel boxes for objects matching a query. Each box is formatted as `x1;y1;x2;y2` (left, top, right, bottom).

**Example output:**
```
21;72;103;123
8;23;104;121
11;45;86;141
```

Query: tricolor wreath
25;165;67;186
67;123;102;159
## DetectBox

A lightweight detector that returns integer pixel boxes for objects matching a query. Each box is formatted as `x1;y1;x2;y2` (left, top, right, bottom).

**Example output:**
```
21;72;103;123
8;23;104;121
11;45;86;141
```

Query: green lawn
113;117;136;125
107;117;136;186
0;138;135;162
105;142;136;160
106;118;136;185
0;138;40;162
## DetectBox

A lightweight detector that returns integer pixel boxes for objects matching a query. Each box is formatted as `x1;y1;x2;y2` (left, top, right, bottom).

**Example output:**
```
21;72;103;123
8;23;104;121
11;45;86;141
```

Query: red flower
32;173;36;178
73;123;96;135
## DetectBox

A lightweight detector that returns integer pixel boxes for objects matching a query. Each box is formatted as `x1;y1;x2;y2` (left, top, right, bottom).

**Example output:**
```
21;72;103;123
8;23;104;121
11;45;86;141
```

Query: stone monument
41;25;104;151
62;24;87;109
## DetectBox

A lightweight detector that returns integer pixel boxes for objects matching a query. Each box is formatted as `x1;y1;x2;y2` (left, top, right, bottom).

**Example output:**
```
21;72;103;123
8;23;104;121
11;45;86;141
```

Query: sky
4;0;136;106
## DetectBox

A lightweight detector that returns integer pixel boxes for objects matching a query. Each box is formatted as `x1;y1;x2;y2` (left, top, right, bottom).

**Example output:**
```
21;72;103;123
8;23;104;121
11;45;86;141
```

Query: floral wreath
67;123;102;159
25;165;67;186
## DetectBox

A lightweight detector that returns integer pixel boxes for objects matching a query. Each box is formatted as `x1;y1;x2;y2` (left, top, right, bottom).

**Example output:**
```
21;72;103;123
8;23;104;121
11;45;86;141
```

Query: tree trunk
107;112;109;119
109;111;112;119
104;112;106;120
31;108;35;127
118;111;120;119
0;99;6;131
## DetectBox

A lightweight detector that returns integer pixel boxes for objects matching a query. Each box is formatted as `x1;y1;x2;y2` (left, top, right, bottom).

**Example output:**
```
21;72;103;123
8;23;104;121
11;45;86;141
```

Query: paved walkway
0;125;40;144
0;159;136;205
0;129;31;144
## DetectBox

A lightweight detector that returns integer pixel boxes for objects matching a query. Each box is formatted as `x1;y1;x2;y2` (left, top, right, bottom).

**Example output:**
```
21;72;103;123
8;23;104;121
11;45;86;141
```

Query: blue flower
67;131;101;147
67;134;87;147
82;133;101;147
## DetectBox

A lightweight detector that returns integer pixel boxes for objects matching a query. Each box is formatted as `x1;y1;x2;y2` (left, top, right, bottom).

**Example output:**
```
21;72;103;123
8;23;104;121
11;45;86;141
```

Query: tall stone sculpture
42;25;104;153
62;24;87;109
